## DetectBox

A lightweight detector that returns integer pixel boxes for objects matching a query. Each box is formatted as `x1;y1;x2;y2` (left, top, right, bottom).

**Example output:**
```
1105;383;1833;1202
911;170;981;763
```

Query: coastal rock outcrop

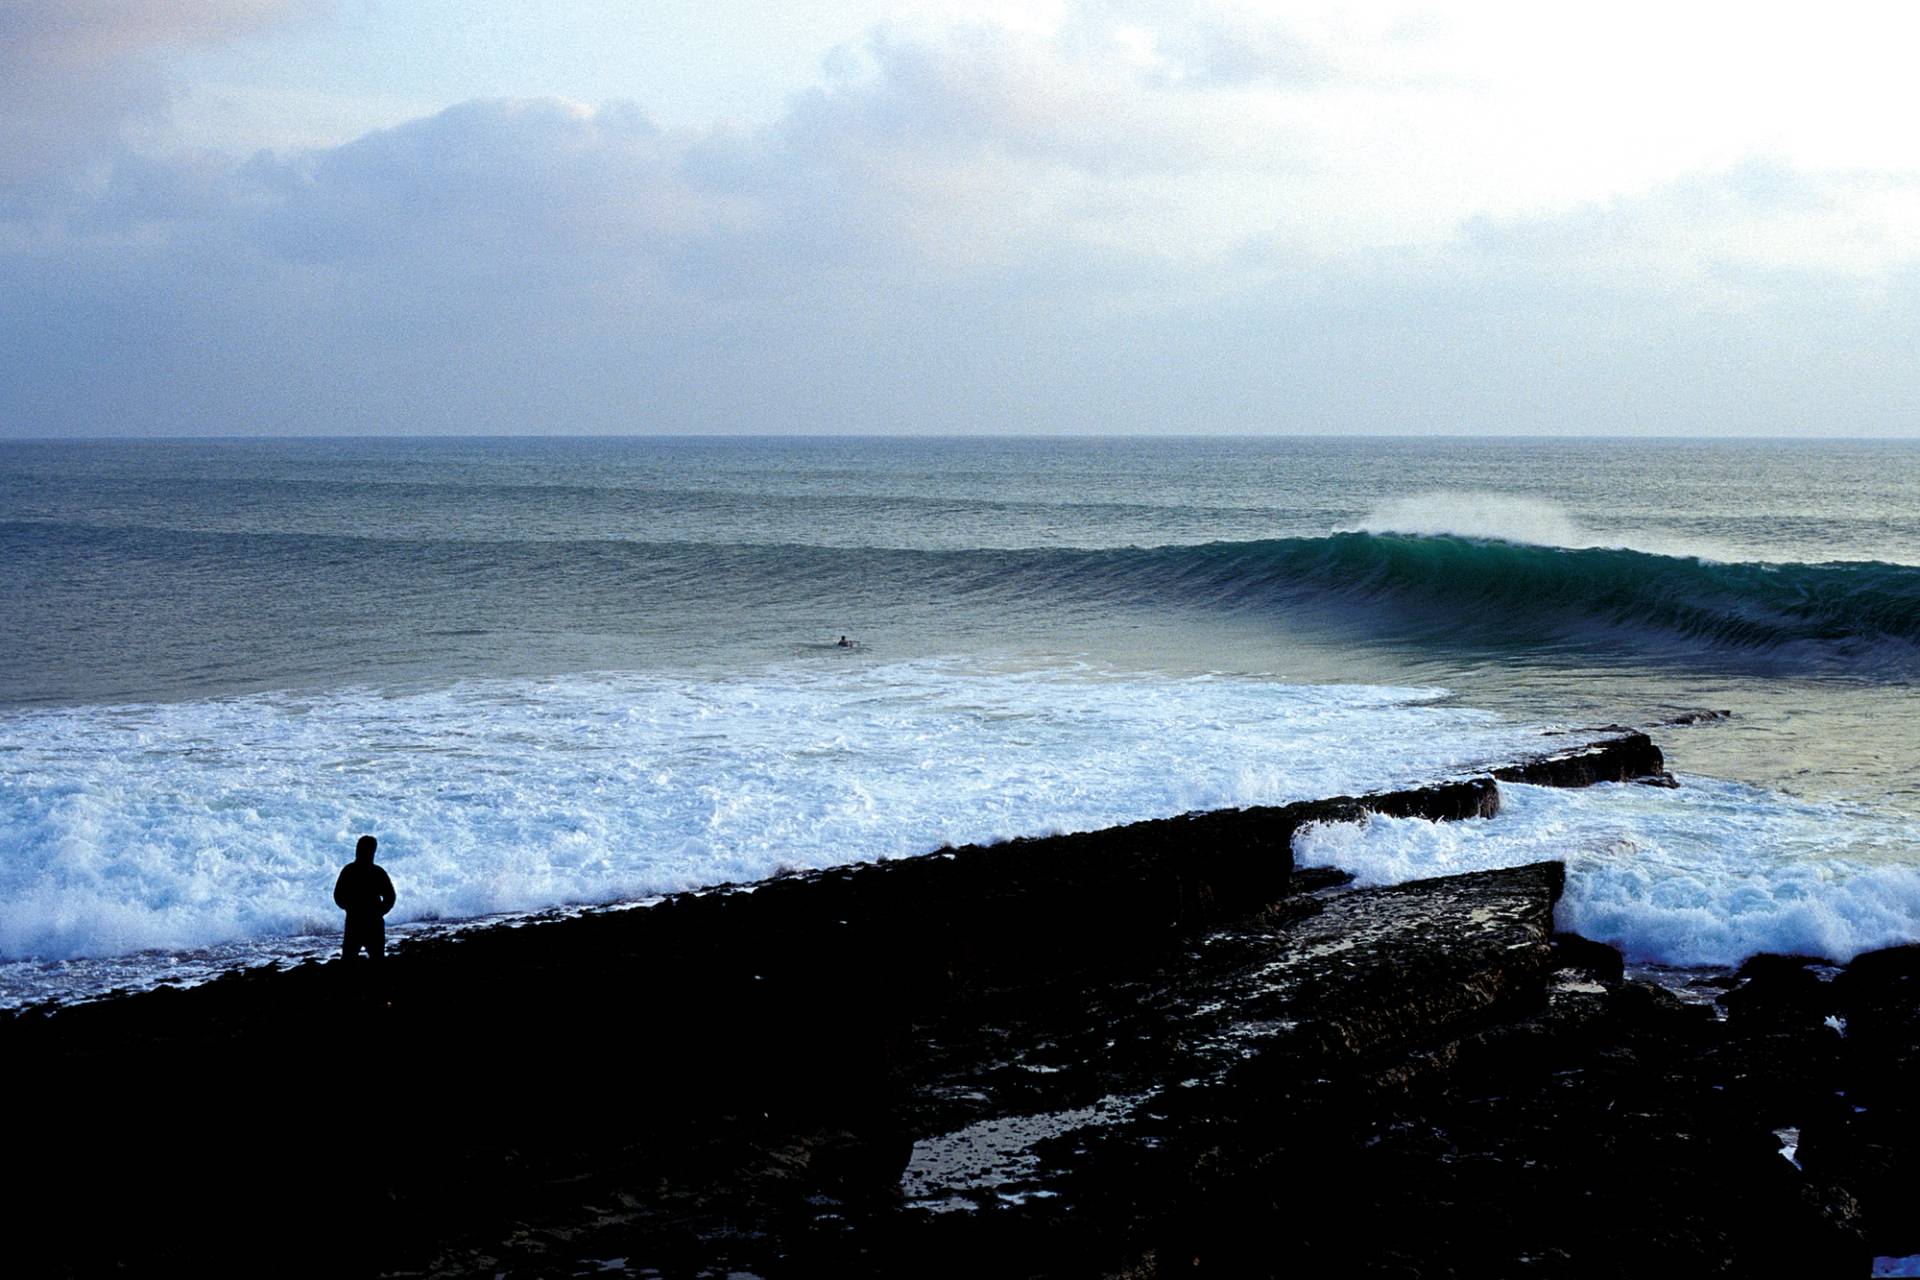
19;732;1895;1279
1491;730;1673;787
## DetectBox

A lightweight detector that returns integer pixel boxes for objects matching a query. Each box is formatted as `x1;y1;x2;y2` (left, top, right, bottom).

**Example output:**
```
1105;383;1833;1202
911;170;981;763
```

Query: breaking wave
9;519;1920;698
0;659;1543;1000
1038;532;1920;670
1295;778;1920;967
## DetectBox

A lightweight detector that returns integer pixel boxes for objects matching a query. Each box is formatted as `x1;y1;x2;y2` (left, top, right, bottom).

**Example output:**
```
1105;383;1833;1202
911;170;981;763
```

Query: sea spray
0;658;1540;996
9;439;1920;1006
1293;778;1920;966
1348;490;1754;561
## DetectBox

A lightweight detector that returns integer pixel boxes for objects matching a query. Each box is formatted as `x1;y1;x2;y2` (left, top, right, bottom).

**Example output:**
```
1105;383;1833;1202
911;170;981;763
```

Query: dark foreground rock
13;731;1912;1277
2;766;1503;1275
1492;731;1675;788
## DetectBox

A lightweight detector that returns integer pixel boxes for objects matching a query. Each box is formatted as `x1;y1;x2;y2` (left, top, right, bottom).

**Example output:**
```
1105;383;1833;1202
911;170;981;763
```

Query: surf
0;659;1543;998
1034;533;1920;672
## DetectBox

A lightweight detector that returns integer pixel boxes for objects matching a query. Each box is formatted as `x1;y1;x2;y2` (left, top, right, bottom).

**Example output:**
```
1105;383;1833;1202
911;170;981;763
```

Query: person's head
355;834;377;862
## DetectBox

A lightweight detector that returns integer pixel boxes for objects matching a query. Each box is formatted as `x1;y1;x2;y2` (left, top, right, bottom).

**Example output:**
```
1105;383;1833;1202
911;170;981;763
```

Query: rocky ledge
6;732;1915;1277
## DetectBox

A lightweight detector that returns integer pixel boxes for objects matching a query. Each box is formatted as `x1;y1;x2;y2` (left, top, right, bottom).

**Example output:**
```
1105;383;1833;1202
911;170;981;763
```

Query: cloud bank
2;1;1917;436
0;1;308;190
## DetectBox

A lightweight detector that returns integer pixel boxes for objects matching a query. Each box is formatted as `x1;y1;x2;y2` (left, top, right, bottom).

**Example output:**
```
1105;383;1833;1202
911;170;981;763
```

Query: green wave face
7;520;1920;701
1099;533;1920;667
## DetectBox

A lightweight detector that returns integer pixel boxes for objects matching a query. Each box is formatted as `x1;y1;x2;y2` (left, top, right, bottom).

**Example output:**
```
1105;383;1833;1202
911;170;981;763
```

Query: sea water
3;436;1919;1004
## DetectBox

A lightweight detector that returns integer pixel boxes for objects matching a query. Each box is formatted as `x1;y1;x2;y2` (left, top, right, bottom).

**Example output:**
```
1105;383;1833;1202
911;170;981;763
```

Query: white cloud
0;1;312;186
1;1;1917;436
1459;163;1920;302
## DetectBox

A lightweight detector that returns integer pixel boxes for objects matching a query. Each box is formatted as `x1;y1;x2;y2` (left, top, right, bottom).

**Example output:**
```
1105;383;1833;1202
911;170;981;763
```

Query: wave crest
1349;494;1599;549
1086;534;1920;668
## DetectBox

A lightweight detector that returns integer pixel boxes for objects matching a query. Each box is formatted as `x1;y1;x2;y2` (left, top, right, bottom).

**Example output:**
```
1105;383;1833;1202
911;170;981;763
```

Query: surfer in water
335;834;397;962
837;635;853;648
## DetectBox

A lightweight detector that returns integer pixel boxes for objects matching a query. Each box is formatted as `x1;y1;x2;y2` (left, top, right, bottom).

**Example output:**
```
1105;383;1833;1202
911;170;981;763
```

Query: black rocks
6;732;1902;1279
1804;944;1920;1259
1664;708;1734;726
1551;929;1627;985
0;767;1513;1277
1492;732;1673;788
1721;953;1834;1027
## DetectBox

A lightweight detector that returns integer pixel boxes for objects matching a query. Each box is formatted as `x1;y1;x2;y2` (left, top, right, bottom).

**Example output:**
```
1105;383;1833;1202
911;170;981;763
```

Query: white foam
1349;492;1746;561
1294;779;1920;967
0;657;1552;1000
1354;494;1591;548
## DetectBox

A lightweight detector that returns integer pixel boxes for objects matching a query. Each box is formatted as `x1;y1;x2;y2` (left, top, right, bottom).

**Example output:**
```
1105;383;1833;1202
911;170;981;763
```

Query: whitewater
0;661;1566;1001
3;435;1918;1004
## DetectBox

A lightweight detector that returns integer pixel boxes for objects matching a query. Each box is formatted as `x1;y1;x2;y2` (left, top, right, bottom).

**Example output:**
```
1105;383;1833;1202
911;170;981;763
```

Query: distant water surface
3;436;1918;1003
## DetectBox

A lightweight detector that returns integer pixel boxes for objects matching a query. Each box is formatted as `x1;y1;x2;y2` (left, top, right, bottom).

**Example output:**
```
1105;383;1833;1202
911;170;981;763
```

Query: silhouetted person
335;834;396;961
837;635;853;648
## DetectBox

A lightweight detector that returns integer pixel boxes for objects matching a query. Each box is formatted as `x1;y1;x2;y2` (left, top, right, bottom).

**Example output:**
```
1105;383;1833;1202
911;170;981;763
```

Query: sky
2;0;1917;437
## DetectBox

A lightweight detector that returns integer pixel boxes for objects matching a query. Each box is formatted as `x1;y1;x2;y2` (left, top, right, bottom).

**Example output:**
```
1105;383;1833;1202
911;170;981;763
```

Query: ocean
4;435;1919;1006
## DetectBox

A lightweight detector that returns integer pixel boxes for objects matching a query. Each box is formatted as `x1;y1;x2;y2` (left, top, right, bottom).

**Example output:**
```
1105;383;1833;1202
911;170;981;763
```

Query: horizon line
6;431;1920;445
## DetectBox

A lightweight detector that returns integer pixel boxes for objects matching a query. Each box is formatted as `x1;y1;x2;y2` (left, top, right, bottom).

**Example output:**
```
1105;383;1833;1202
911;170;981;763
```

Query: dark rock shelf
8;732;1915;1277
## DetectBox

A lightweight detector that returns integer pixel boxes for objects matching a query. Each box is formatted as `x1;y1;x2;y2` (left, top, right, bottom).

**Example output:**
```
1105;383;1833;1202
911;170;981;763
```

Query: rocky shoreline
7;732;1916;1277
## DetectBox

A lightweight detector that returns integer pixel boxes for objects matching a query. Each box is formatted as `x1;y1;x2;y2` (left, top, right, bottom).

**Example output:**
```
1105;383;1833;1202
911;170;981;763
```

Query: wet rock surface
7;733;1914;1277
1491;731;1675;788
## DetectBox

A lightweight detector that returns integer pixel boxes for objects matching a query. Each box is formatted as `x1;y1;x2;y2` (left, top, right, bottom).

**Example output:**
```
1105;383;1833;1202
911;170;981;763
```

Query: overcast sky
3;0;1916;437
